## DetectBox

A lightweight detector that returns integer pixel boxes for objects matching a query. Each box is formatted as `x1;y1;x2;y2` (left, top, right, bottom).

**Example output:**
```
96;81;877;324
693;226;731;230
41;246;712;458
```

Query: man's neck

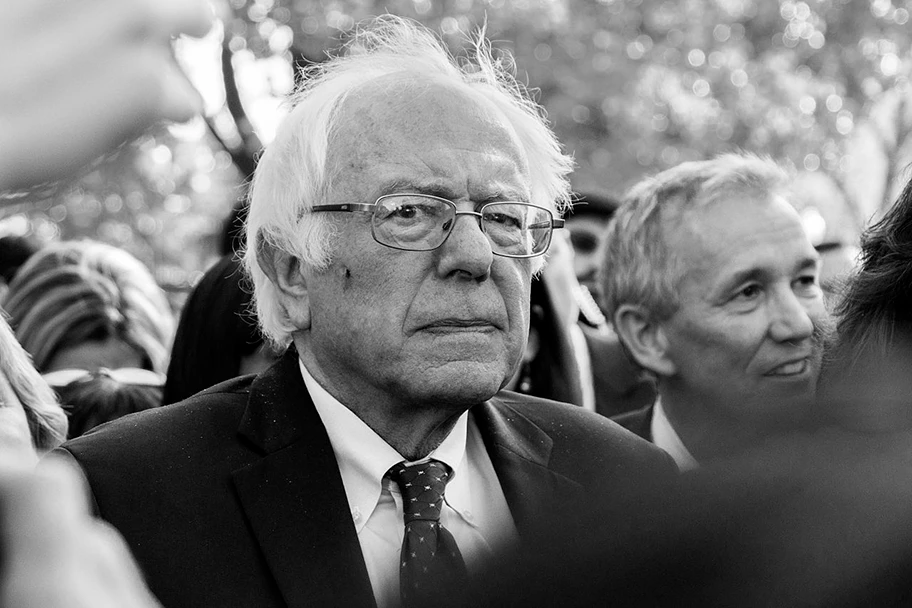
295;337;470;460
359;409;466;461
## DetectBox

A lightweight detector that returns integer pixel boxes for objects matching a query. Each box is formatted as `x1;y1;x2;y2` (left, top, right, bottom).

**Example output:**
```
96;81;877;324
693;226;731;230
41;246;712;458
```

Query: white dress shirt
299;360;519;608
650;398;699;472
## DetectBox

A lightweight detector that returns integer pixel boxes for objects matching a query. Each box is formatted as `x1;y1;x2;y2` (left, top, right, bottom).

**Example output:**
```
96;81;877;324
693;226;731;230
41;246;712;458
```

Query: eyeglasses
310;194;564;258
41;368;165;389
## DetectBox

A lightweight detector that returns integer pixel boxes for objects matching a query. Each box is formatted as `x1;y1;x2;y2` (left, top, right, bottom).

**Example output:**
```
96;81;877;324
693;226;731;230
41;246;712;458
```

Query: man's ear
256;238;311;331
613;304;677;377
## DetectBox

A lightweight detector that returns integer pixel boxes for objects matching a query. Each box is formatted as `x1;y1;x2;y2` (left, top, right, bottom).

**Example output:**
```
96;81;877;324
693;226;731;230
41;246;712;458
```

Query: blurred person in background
505;233;589;408
2;240;174;375
0;235;42;300
44;368;165;439
163;254;280;405
564;192;657;418
480;164;912;608
817;175;912;434
564;192;620;298
604;154;830;470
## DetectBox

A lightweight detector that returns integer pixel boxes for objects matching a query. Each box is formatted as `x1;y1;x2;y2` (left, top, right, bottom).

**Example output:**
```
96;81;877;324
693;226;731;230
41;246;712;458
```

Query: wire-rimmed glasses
310;193;564;258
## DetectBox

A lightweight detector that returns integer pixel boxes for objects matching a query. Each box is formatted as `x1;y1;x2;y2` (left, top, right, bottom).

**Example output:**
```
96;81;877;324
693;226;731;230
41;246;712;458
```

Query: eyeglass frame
310;193;565;258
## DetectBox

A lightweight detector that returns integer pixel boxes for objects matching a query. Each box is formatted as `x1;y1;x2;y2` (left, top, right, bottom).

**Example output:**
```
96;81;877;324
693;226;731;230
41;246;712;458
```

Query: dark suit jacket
59;349;674;608
611;404;655;442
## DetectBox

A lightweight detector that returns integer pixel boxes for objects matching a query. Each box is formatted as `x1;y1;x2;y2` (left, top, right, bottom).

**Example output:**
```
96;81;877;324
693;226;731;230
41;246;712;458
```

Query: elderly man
606;154;830;470
57;17;672;608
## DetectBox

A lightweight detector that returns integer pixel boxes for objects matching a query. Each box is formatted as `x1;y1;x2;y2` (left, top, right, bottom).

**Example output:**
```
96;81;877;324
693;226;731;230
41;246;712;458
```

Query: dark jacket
59;349;674;608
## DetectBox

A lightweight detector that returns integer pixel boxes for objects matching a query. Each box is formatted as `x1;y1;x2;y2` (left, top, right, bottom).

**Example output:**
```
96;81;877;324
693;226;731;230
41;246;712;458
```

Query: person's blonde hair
3;240;174;373
0;317;67;451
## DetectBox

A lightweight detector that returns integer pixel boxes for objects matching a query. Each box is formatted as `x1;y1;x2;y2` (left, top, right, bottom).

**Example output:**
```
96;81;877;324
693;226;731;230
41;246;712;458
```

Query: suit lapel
231;349;376;608
474;396;585;538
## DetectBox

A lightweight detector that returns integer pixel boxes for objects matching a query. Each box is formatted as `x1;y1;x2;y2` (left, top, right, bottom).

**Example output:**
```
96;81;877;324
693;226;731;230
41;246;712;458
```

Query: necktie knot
388;459;452;524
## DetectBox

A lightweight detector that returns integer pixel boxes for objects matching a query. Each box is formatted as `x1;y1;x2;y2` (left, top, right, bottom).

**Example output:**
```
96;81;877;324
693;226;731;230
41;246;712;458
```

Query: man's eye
392;205;420;219
485;212;522;229
736;284;761;299
795;275;819;292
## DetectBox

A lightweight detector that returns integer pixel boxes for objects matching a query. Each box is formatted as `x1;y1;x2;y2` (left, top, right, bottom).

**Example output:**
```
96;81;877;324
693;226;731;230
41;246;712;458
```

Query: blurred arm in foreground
0;452;162;608
0;0;212;605
0;0;213;192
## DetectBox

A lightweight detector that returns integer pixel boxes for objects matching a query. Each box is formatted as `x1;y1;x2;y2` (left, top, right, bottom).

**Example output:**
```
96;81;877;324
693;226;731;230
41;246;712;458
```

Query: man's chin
406;362;508;407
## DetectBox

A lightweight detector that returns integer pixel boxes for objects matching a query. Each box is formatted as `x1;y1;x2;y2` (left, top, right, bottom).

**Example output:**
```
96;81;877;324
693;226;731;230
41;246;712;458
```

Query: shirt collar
298;358;469;531
651;397;699;472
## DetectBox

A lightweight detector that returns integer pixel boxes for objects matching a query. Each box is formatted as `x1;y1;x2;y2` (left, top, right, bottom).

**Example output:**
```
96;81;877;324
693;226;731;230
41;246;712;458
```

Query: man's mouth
422;319;497;331
767;358;810;377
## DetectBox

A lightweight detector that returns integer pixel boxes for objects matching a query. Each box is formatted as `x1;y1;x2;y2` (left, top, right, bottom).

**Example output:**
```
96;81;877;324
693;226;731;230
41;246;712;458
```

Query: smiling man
605;154;830;470
56;16;673;608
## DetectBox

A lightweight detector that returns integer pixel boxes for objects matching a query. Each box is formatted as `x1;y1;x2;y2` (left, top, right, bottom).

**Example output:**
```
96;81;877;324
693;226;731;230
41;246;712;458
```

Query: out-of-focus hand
0;0;214;191
0;453;163;608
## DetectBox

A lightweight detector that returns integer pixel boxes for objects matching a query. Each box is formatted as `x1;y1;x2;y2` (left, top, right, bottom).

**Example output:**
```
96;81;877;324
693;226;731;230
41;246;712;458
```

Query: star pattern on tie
388;459;469;608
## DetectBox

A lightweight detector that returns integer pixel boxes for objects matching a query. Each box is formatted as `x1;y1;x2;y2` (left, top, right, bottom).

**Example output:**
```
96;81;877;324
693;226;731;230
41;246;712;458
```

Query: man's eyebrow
378;178;425;196
378;179;454;199
724;267;769;289
378;180;527;203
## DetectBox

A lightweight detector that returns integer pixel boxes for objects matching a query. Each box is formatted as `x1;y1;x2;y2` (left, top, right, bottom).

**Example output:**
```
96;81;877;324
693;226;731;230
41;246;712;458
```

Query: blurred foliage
0;126;242;308
226;0;912;191
4;0;912;297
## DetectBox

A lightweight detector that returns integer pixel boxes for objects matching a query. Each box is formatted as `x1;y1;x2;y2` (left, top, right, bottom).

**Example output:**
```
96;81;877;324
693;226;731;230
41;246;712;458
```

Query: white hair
243;15;574;347
600;153;792;323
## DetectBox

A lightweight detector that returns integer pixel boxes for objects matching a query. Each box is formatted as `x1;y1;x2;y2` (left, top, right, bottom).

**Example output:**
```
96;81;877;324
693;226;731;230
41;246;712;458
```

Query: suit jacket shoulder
488;391;666;473
61;375;258;509
56;375;298;608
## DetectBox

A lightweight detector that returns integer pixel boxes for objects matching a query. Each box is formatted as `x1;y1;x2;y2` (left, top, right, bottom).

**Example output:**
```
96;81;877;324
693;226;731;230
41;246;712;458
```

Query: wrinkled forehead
327;73;531;190
339;72;517;133
669;193;818;273
664;189;801;236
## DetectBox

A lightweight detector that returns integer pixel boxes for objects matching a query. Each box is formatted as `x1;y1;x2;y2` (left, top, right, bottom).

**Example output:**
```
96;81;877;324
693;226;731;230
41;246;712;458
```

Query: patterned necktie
388;459;469;608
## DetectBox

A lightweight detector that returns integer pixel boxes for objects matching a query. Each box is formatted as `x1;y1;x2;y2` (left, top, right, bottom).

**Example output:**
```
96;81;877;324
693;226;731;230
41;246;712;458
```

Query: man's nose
768;288;816;343
435;213;494;280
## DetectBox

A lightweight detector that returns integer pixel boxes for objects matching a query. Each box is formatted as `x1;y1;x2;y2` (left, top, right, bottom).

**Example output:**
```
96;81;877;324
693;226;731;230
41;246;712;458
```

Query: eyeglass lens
372;195;553;257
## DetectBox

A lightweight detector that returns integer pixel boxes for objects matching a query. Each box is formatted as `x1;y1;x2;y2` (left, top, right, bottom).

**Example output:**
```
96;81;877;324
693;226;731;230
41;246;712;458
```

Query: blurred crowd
4;3;912;608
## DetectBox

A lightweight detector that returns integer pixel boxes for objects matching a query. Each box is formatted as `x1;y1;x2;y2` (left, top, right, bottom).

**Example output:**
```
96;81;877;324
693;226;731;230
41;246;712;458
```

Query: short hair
243;15;574;346
2;240;174;373
600;153;791;323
